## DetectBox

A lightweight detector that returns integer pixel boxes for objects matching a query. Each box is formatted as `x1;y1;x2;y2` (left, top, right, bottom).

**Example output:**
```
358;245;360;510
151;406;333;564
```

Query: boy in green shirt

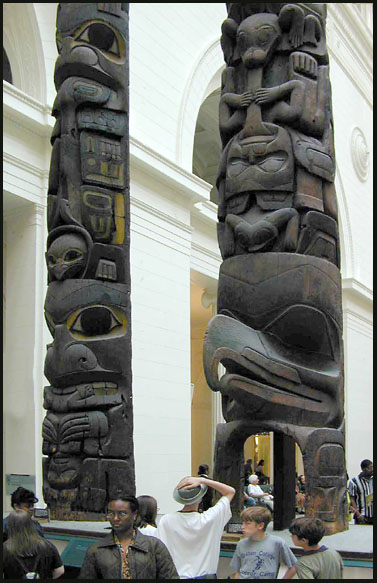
285;517;343;579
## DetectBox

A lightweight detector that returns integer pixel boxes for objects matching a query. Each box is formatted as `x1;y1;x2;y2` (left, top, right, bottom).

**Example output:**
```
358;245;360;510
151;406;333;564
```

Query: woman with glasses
79;496;178;579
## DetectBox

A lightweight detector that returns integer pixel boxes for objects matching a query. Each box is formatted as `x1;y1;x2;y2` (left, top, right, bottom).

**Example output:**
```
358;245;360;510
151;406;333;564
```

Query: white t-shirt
157;496;231;578
138;524;158;537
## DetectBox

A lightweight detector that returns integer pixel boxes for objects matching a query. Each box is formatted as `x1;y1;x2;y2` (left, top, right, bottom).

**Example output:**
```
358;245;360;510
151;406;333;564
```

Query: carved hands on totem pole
43;3;134;519
204;3;347;532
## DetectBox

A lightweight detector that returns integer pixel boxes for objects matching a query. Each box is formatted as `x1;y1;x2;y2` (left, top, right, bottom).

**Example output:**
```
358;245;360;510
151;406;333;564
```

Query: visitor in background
244;459;253;484
285;516;343;579
296;474;306;514
137;495;158;536
349;459;373;524
247;475;274;512
198;464;214;511
243;490;257;508
79;496;178;579
2;510;64;579
157;475;235;578
3;487;44;542
255;459;269;485
230;506;296;579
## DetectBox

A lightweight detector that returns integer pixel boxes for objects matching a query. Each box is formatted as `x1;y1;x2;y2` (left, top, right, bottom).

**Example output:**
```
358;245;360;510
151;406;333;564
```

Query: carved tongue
242;67;272;137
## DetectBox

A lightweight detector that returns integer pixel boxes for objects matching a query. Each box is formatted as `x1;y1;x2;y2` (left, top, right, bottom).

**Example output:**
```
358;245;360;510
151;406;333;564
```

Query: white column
32;202;48;506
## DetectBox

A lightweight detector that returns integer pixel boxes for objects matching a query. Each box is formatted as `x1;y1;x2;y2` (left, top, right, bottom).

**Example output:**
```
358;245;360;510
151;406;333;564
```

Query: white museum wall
130;169;193;513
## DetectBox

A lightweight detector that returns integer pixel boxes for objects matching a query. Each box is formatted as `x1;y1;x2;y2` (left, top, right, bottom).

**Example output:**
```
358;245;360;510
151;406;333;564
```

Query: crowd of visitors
2;458;372;579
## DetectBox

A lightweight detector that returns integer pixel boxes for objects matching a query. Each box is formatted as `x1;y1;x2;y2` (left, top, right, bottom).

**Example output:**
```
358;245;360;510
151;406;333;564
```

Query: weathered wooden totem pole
204;3;348;533
42;3;134;519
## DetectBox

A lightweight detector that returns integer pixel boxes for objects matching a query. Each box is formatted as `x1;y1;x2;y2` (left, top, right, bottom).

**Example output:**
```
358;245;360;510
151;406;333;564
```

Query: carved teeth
76;382;118;391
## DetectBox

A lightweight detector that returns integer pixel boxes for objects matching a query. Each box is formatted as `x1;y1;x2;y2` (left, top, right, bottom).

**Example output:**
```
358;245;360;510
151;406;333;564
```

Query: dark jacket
78;530;179;579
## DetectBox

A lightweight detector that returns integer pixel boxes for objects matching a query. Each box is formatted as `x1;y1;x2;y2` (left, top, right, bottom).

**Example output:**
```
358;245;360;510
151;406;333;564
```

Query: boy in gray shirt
285;517;343;579
231;507;297;579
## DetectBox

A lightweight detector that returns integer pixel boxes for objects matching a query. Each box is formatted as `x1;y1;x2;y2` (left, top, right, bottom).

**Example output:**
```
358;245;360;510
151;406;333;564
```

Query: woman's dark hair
198;464;209;475
11;487;38;508
5;510;51;572
289;517;325;546
107;495;139;513
136;495;158;528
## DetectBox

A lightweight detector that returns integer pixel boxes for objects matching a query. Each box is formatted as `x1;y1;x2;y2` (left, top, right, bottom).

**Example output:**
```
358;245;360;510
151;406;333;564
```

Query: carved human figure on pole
42;3;134;520
204;3;347;534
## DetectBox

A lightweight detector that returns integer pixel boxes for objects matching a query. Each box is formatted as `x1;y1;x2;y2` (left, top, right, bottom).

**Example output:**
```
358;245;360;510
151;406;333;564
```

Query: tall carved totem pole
42;3;134;519
204;3;348;533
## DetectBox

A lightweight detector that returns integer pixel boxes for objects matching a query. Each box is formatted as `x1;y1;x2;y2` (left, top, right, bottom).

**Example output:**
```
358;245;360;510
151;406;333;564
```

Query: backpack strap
14;555;28;575
14;555;40;578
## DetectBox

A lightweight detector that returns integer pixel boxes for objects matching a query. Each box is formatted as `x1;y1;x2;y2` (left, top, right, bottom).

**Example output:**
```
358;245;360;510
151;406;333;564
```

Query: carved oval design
351;127;370;182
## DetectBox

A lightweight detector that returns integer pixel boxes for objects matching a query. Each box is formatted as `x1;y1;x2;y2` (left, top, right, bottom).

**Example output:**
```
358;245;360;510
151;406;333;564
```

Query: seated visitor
247;475;274;512
3;510;64;579
285;516;343;579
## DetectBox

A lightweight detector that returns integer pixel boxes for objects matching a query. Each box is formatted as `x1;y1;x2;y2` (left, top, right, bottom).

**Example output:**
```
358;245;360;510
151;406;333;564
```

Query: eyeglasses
106;511;129;519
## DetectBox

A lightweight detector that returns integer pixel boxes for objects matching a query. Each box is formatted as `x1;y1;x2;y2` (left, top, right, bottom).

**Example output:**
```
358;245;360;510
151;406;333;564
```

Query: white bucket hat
173;482;208;505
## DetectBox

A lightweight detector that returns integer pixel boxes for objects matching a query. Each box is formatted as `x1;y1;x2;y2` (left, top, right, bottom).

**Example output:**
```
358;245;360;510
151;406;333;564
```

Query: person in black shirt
198;464;214;511
3;487;44;542
3;510;64;579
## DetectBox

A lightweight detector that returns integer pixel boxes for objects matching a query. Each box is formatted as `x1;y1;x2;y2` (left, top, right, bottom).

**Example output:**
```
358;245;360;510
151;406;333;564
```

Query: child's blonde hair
241;506;272;531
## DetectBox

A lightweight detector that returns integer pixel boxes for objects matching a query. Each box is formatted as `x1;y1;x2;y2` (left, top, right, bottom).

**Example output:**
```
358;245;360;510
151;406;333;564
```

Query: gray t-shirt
230;534;297;579
295;546;343;579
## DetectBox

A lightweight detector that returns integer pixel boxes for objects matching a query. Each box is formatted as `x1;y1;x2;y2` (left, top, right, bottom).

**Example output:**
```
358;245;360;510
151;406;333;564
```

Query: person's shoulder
138;530;168;551
267;534;290;548
323;547;343;560
203;495;230;516
84;534;114;554
237;536;253;549
158;512;177;526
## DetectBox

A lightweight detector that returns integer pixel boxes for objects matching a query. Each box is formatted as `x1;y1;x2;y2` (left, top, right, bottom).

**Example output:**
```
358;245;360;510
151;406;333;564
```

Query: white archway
335;169;355;282
3;3;46;102
176;37;225;171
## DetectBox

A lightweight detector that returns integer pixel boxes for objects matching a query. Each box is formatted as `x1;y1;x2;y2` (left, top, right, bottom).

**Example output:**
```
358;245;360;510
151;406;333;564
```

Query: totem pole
204;3;348;533
42;3;134;519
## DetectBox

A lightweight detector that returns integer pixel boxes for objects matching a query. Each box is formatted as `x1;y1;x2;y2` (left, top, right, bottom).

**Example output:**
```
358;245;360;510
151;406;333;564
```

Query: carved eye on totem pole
55;5;128;91
68;305;124;338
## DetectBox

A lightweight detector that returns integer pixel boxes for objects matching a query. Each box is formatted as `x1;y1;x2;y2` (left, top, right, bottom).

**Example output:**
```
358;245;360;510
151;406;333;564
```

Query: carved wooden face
55;4;128;91
237;13;281;68
44;280;130;388
47;233;88;281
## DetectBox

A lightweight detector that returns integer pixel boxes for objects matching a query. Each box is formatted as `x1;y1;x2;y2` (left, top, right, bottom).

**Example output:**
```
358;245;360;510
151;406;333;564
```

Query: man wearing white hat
157;476;235;579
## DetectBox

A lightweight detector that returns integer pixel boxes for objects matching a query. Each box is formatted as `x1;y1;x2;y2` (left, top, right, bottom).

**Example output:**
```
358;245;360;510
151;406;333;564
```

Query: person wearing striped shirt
349;459;373;525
